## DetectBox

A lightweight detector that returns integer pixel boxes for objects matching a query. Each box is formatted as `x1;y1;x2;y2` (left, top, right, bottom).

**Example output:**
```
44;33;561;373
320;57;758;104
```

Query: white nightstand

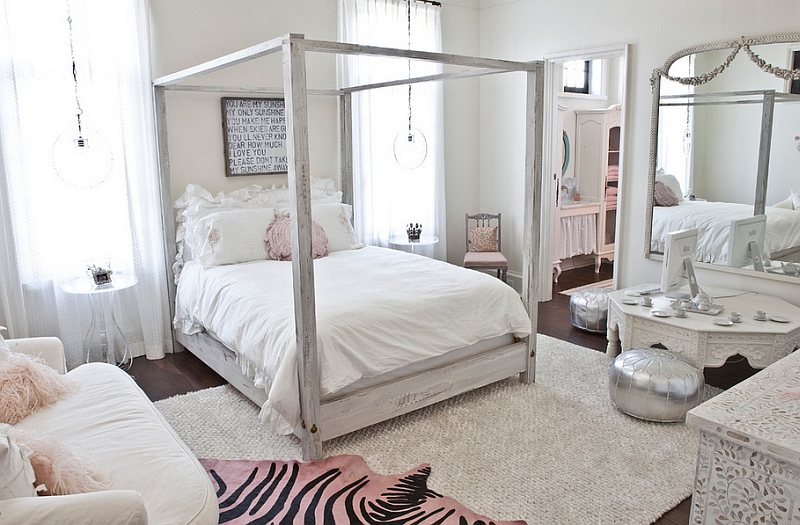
61;273;138;368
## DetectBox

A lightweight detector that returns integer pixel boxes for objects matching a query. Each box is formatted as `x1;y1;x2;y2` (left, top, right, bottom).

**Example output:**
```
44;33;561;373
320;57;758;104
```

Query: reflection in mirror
645;35;800;282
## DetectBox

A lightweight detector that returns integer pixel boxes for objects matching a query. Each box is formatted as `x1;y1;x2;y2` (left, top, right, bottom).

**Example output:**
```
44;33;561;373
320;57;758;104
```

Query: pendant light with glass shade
393;0;428;170
52;1;112;189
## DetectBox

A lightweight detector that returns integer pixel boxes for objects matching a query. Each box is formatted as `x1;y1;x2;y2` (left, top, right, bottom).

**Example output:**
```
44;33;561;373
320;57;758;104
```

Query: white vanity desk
606;285;800;370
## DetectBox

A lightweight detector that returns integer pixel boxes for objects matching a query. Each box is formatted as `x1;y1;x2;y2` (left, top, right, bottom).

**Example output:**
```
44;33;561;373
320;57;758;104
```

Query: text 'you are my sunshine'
225;98;288;174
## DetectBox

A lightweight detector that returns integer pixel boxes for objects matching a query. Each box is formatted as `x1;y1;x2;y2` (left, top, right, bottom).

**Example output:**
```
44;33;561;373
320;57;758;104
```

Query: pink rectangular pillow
469;226;498;252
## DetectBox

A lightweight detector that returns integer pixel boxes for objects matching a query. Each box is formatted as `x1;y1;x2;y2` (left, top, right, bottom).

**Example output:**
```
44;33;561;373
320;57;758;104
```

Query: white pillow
791;189;800;210
772;196;795;210
0;327;9;362
173;179;343;276
194;208;276;267
0;424;36;500
655;171;684;202
311;204;364;252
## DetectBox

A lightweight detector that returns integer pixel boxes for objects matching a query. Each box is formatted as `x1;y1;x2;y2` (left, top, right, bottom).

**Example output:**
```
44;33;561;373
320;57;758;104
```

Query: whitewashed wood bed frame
153;33;544;461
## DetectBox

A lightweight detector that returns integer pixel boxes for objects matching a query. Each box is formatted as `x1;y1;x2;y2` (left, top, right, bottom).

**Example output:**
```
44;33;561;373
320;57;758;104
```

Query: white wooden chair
463;213;508;282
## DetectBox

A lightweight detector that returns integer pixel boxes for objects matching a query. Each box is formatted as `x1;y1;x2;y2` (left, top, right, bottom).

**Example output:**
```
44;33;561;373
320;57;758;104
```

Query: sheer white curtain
338;0;446;259
0;0;171;369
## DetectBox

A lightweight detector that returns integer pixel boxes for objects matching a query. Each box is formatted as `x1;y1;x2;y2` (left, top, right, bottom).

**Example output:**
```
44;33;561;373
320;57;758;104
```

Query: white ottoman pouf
569;288;610;333
609;348;705;422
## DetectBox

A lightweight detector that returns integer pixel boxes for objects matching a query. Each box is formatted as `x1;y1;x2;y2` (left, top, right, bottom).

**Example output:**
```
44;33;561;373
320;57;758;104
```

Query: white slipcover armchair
0;337;218;525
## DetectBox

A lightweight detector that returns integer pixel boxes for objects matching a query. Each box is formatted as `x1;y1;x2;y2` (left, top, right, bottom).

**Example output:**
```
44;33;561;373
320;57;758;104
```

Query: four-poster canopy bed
153;33;544;461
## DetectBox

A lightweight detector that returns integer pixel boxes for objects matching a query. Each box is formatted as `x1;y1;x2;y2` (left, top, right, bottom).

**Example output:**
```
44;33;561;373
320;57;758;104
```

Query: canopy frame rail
153;33;543;461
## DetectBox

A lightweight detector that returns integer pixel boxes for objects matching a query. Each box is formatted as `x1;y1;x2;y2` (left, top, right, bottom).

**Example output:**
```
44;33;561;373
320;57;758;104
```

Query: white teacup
730;311;742;323
754;310;767;321
641;296;652;307
675;307;687;318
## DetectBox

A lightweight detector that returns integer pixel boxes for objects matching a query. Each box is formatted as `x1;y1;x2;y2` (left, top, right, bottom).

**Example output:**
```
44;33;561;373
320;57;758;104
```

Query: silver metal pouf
569;289;610;333
609;348;705;422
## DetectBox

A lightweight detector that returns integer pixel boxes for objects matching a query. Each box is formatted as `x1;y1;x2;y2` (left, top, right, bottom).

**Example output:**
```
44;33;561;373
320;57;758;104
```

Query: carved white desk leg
607;321;621;357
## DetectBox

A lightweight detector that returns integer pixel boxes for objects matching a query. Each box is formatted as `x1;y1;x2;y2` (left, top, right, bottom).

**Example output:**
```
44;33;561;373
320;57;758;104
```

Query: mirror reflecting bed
645;35;800;279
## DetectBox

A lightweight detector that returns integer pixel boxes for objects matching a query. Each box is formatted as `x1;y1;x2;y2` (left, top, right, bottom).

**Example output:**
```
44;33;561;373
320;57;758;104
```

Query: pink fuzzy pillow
8;428;108;495
266;215;329;261
0;353;77;425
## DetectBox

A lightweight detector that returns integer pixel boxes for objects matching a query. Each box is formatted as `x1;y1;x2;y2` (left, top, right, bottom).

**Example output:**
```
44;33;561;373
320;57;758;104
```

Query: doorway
539;45;629;301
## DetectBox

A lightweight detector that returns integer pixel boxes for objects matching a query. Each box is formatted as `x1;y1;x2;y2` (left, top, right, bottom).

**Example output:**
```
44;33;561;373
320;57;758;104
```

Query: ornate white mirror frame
644;34;800;282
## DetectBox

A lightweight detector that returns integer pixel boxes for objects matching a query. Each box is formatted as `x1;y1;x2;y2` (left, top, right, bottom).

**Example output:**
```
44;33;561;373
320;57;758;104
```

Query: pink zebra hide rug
200;454;525;525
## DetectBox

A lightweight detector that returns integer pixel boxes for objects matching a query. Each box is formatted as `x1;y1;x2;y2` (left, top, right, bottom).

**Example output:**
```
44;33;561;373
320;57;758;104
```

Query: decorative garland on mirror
651;35;800;88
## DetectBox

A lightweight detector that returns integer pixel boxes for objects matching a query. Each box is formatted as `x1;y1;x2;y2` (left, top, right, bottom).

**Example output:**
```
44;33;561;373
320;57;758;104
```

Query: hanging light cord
66;3;84;143
406;0;413;139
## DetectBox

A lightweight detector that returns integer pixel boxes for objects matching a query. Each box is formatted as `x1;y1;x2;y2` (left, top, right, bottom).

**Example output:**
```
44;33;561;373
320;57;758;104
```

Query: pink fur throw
8;428;108;496
0;353;77;425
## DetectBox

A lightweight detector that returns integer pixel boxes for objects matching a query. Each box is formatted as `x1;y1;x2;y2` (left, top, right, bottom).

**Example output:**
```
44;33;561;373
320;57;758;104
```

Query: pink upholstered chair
463;213;508;282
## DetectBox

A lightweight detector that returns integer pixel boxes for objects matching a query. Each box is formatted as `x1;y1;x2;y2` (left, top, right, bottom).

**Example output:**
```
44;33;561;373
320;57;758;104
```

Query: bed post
521;61;545;384
340;92;354;206
153;85;178;354
283;34;323;461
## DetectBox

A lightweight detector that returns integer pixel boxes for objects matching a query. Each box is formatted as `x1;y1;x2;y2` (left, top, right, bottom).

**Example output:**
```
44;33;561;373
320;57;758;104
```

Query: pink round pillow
653;181;679;207
266;215;329;261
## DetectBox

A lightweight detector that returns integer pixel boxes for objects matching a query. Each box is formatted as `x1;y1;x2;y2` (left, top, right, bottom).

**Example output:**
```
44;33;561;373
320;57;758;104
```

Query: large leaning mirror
645;34;800;280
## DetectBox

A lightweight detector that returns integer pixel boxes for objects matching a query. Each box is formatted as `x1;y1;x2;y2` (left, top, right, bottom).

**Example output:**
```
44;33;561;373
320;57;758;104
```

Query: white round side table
61;273;138;368
388;235;439;255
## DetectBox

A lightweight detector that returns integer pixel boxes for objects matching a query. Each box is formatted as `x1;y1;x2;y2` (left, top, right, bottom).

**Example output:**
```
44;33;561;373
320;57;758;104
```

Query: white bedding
651;201;800;264
175;246;531;435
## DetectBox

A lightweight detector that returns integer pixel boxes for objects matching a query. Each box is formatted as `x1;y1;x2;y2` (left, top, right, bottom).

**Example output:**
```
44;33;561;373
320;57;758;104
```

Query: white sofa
0;338;219;525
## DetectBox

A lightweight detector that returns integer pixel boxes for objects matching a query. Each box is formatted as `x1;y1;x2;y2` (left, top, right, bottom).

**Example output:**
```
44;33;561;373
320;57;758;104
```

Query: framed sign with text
221;97;288;176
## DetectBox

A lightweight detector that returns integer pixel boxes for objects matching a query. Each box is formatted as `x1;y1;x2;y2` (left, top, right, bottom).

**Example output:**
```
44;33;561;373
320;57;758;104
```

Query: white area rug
559;278;614;296
155;334;715;525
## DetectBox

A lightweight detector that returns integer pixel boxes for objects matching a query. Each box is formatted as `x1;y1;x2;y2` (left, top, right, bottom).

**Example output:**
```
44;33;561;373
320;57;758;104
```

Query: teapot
781;262;799;275
691;291;713;312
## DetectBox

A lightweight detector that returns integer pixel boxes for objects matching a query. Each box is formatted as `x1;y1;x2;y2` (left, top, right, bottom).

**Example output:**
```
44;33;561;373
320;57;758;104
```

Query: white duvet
175;246;531;435
651;201;800;264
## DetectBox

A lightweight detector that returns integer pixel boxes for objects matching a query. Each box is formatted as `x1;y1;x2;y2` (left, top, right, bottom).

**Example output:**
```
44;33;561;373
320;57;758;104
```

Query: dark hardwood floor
128;261;758;525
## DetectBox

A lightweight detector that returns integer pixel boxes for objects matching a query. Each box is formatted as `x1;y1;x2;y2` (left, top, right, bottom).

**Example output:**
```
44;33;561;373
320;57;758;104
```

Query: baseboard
506;271;522;294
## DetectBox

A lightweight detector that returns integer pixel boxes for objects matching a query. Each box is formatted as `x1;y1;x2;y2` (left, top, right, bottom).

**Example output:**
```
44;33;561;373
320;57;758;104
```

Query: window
563;60;591;94
791;50;799;95
338;0;445;259
0;0;171;367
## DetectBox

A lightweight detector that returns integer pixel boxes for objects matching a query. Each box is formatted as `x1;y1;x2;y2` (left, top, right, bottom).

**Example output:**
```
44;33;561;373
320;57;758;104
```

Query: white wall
478;0;800;305
149;0;800;305
149;0;482;265
149;0;341;200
